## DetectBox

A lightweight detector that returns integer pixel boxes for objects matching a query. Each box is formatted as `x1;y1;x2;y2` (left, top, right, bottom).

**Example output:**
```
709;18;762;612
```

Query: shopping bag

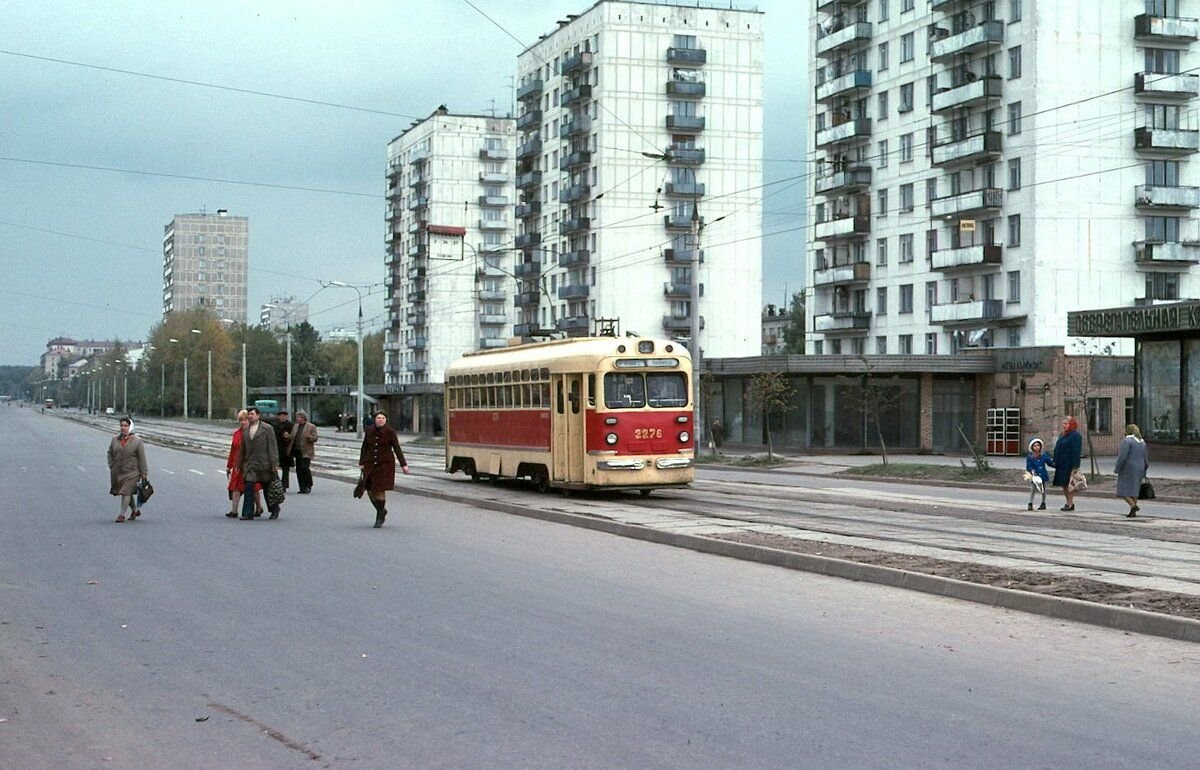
1068;469;1088;492
266;474;285;510
135;478;155;506
1138;480;1156;500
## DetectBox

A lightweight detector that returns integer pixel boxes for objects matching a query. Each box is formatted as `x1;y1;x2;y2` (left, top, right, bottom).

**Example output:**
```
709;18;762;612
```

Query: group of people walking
1025;415;1150;518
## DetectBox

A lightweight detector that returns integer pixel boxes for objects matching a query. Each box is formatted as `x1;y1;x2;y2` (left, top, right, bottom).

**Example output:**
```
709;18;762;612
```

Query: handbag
135;478;155;506
266;473;286;510
1068;469;1088;492
353;472;366;499
1139;480;1156;500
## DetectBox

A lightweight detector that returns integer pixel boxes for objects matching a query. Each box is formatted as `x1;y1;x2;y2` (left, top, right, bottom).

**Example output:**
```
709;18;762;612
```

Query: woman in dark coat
359;411;410;528
1052;416;1083;512
1114;423;1150;518
108;416;148;522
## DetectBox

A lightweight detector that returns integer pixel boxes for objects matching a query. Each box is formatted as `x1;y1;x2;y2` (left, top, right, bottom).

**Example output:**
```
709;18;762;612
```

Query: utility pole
688;183;703;448
207;348;213;420
183;356;189;419
241;341;247;409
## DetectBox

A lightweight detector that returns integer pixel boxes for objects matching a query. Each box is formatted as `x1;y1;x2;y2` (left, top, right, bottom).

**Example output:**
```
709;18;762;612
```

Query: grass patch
839;463;1019;483
694;453;792;468
408;437;446;447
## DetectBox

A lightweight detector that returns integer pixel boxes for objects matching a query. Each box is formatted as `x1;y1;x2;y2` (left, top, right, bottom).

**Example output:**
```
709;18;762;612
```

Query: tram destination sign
1068;301;1200;337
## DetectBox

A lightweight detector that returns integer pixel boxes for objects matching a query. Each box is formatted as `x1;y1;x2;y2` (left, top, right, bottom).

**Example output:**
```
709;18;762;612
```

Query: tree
1062;338;1118;478
290;322;322;384
747;370;797;461
781;292;807;354
855;356;905;466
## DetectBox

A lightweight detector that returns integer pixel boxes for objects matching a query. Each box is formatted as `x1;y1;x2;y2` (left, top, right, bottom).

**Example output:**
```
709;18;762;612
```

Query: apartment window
1008;102;1023;135
1007;214;1021;246
878;139;889;167
1008;270;1021;303
899;233;914;262
876;336;888;354
982;272;996;300
1011;0;1022;21
878;0;889;21
900;133;913;162
1087;397;1113;435
898;334;914;354
1146;216;1181;241
925;333;938;354
901;32;915;62
814;340;824;355
925;228;938;257
1008;158;1022;190
1146;1;1180;17
850;338;866;355
900;183;914;211
831;340;843;354
926;178;937;208
901;0;914;11
925;280;938;312
876;287;888;315
1146;103;1182;129
1007;328;1021;347
878;42;889;71
899;82;914;112
877;237;889;266
1008;46;1022;79
877;90;889;120
1146;271;1181;300
1146;48;1181;74
899;284;914;313
877;188;889;216
1146;160;1180;186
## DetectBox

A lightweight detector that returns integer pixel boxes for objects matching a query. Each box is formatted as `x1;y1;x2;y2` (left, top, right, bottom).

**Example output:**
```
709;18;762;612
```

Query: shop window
1086;397;1112;435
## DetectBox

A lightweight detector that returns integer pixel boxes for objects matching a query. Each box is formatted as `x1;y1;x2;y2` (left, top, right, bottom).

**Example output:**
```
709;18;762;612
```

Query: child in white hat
1023;437;1054;510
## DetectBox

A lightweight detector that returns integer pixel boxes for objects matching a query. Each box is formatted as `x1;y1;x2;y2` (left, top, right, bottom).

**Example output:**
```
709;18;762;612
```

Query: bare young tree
747;370;797;461
843;356;905;466
1062;338;1117;478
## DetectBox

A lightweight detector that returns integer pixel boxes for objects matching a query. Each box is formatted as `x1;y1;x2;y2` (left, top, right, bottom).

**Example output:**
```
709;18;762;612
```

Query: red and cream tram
445;336;694;493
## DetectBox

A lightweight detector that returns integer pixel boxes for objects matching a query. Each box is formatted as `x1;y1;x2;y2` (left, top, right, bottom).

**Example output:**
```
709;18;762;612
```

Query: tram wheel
639;489;652;498
532;468;550;493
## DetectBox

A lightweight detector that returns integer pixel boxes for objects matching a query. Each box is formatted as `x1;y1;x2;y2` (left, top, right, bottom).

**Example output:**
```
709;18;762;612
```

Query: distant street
3;404;1200;769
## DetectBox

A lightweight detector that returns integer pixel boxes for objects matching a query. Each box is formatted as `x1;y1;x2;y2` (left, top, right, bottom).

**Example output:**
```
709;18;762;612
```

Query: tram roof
447;336;691;374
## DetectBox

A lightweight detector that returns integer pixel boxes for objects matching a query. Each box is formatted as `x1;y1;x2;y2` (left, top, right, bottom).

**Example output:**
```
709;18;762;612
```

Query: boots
372;498;387;529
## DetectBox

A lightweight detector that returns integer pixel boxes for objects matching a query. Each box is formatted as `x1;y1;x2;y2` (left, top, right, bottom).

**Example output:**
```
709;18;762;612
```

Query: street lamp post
328;281;367;439
241;341;247;410
207;348;213;420
264;304;295;415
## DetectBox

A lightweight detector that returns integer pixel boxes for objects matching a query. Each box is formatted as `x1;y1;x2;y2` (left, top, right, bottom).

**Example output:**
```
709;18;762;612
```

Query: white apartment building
384;108;516;385
514;0;764;355
259;295;309;330
162;210;248;323
808;0;1199;355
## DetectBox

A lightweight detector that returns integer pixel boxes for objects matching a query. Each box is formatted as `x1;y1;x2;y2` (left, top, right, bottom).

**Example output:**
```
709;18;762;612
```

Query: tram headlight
605;432;619;445
678;430;690;443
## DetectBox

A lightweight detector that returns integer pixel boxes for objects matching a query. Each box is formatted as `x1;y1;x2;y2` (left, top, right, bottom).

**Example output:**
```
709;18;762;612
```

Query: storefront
1068;300;1200;461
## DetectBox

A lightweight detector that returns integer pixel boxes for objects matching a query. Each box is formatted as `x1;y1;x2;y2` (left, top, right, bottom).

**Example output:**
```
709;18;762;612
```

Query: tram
445;336;695;493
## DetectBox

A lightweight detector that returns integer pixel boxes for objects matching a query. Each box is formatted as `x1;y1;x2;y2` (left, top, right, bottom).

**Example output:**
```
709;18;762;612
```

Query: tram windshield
604;372;688;409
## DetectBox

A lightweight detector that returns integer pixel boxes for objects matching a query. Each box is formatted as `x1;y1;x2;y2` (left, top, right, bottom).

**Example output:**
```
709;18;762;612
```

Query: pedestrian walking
710;418;725;453
225;410;264;519
238;406;279;520
1114;423;1150;518
273;409;295;491
1051;416;1084;511
359;411;410;528
291;410;318;493
108;416;148;523
1024;437;1053;510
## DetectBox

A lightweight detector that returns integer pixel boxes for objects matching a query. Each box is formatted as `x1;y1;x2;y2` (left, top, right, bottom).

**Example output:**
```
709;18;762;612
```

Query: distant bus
253;399;280;417
44;398;55;409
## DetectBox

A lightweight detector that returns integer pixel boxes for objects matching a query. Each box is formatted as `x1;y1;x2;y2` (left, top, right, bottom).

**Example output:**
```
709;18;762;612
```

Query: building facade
384;109;517;386
162;210;249;323
259;296;309;330
514;0;764;355
808;0;1199;356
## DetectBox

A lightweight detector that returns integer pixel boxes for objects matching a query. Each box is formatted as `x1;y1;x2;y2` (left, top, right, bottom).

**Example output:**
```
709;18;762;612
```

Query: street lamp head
328;280;349;288
168;338;179;343
191;328;202;335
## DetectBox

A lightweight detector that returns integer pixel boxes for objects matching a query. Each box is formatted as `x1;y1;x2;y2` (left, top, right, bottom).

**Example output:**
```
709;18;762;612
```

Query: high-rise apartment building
514;0;764;356
384;108;516;385
162;210;249;323
259;296;309;330
808;0;1199;355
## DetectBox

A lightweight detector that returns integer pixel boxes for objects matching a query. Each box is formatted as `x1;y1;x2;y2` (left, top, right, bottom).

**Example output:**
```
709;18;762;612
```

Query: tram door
551;373;586;483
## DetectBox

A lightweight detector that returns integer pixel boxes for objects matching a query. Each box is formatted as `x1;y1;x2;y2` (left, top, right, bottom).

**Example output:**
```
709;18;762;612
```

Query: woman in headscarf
359;410;410;528
225;409;264;518
108;416;148;522
1051;415;1083;511
1114;423;1150;518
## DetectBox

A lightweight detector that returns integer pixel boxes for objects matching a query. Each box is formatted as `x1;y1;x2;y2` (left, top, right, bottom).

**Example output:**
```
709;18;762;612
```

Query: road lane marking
188;469;205;476
160;469;176;475
78;466;87;472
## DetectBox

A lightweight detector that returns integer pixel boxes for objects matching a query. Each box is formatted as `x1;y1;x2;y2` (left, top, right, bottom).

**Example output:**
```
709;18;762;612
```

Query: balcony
477;263;506;278
1135;72;1200;99
560;150;591;170
1134;241;1200;264
406;265;427;280
408;176;427;191
1134;126;1200;155
560;119;591;138
407;313;426;326
514;232;541;249
932;130;1002;167
814;165;871;195
514;291;540;307
931;0;966;9
664;248;704;264
1135;296;1200;306
479;170;509;184
558;284;590;300
814;214;870;241
665;180;705;198
479;337;508;349
662;314;705;331
559;184;590;203
516;110;543;131
1135;13;1200;41
666;80;706;98
409;290;427;302
813;311;871;333
930;299;1004;325
479;194;509;207
931;187;1003;219
932;75;1004;113
562;51;594;75
667;147;706;164
516;78;543;102
561;84;593;108
560;249;590;268
931;244;1003;271
665;213;704;230
516;138;542;161
515;200;541;219
665;115;706;133
479;313;508;325
408;220;424;234
557;315;591;332
513;323;539;336
479;147;509;161
407;337;427;350
479;217;510;231
815;117;872;149
815;70;872;103
816;22;872;57
516;170;543;189
812;261;871;287
930;20;1005;62
1135;184;1200;209
478;242;508;254
408;196;429;210
477;288;505;301
406;361;427;373
666;47;706;65
408;243;426;257
514;260;541;277
410;147;430;164
560;217;591;235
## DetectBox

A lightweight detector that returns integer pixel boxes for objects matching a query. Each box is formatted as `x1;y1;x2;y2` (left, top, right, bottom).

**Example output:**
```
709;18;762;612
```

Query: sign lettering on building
993;348;1056;373
1068;302;1200;337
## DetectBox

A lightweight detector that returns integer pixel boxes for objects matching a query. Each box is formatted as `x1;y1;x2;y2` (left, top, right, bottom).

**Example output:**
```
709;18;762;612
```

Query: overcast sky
0;0;808;366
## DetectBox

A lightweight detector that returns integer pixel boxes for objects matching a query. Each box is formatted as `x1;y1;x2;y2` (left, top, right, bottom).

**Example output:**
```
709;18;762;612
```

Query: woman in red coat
225;410;264;518
359;411;410;528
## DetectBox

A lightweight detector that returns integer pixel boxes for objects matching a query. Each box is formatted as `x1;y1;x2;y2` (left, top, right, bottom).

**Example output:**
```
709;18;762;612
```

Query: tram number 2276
634;428;663;439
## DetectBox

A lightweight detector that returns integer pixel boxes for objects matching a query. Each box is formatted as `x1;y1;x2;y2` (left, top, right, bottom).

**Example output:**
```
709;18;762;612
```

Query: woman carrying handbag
358;411;410;528
1114;423;1150;518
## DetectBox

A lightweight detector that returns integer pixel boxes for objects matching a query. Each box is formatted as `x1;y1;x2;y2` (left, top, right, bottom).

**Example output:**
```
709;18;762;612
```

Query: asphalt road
3;405;1200;768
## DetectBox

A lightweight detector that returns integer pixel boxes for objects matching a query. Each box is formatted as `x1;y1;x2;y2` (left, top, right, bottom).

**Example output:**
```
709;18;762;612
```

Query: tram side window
605;373;646;408
587;374;595;407
569;378;581;414
646;373;688;407
556;380;565;414
540;382;550;406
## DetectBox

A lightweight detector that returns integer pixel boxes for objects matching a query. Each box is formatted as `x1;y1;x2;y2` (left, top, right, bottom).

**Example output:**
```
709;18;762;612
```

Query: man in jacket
292;410;319;494
273;409;295;490
239;406;279;519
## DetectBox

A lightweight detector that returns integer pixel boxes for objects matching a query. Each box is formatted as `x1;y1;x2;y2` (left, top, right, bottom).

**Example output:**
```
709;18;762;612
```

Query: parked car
105;406;115;415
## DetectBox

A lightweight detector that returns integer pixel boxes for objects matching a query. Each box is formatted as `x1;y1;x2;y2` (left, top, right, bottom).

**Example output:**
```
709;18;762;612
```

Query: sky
0;0;808;366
